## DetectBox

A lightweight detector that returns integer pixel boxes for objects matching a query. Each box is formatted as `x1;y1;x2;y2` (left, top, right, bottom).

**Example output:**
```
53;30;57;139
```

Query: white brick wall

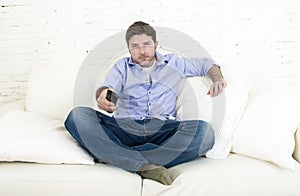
1;0;300;105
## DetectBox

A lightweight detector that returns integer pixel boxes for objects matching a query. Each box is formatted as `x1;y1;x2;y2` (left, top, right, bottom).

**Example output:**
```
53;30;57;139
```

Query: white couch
1;27;300;195
0;62;300;196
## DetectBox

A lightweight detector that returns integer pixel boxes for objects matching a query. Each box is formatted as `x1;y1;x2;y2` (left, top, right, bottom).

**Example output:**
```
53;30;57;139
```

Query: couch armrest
0;99;25;117
293;126;300;163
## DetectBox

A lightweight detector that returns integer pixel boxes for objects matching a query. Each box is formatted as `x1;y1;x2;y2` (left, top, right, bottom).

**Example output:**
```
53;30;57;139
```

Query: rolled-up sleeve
176;57;218;77
101;61;124;94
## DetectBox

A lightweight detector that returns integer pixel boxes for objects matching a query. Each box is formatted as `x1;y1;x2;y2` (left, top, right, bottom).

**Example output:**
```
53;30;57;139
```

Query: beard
134;54;156;67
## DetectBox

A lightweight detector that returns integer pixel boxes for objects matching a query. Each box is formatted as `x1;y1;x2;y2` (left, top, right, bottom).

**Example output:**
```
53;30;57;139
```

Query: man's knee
64;106;92;132
69;106;94;117
64;107;94;146
197;120;215;155
203;124;215;147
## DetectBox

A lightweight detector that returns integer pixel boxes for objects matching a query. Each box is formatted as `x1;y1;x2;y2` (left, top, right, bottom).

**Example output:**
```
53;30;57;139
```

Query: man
65;21;227;185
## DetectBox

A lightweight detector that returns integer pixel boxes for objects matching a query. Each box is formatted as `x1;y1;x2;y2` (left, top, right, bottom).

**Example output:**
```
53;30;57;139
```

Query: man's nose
138;46;146;53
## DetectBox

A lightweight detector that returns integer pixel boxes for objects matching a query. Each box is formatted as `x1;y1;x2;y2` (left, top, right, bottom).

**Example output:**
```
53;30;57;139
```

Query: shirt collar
156;51;169;65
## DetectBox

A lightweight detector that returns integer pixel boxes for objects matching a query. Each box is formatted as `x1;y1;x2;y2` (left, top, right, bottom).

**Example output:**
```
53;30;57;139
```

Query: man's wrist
213;77;224;83
208;65;224;83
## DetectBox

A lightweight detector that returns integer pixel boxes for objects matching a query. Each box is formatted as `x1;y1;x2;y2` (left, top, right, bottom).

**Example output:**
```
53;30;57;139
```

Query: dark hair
125;21;156;46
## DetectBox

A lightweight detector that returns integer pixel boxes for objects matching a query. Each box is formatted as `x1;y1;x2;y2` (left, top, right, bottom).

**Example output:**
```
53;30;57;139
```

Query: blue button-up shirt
101;52;216;120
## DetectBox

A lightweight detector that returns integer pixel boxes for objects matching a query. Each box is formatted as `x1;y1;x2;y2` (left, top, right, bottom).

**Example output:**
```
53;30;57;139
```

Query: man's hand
207;65;227;97
207;78;227;97
96;88;118;112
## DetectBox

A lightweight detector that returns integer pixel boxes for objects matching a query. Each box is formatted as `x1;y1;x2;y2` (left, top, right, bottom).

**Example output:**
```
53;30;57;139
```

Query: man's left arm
207;65;227;97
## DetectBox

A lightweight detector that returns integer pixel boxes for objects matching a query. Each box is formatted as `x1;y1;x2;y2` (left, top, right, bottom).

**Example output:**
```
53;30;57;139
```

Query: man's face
128;33;158;67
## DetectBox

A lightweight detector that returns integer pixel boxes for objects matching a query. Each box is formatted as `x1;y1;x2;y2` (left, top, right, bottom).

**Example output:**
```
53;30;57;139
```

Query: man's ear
154;41;158;49
127;45;132;55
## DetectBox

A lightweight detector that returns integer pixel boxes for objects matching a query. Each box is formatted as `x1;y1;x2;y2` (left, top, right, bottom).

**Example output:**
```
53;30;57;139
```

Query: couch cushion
176;76;213;122
0;162;141;196
142;154;300;196
231;88;300;170
206;78;250;159
25;65;79;120
0;110;94;165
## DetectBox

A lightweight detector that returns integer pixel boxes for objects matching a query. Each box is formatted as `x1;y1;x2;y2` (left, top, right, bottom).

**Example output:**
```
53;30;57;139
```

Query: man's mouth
139;57;148;61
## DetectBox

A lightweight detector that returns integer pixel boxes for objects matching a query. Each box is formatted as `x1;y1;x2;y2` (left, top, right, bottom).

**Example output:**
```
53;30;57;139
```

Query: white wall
1;0;300;105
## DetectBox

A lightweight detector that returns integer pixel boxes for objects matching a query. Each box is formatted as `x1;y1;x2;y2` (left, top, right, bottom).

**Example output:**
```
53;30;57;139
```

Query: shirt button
139;116;143;120
148;102;151;106
148;91;152;94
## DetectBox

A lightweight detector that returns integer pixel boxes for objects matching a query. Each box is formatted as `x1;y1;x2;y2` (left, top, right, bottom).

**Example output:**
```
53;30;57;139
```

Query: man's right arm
95;59;126;112
96;87;118;113
96;86;108;100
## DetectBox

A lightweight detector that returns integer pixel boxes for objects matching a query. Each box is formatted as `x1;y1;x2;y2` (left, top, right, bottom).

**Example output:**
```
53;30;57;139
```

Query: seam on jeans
143;120;146;142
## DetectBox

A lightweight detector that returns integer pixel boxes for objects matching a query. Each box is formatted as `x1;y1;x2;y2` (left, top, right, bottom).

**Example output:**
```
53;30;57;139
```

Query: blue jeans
64;106;214;172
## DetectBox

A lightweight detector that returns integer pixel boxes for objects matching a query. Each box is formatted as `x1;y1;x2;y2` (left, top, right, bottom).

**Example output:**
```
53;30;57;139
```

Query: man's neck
142;60;156;72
